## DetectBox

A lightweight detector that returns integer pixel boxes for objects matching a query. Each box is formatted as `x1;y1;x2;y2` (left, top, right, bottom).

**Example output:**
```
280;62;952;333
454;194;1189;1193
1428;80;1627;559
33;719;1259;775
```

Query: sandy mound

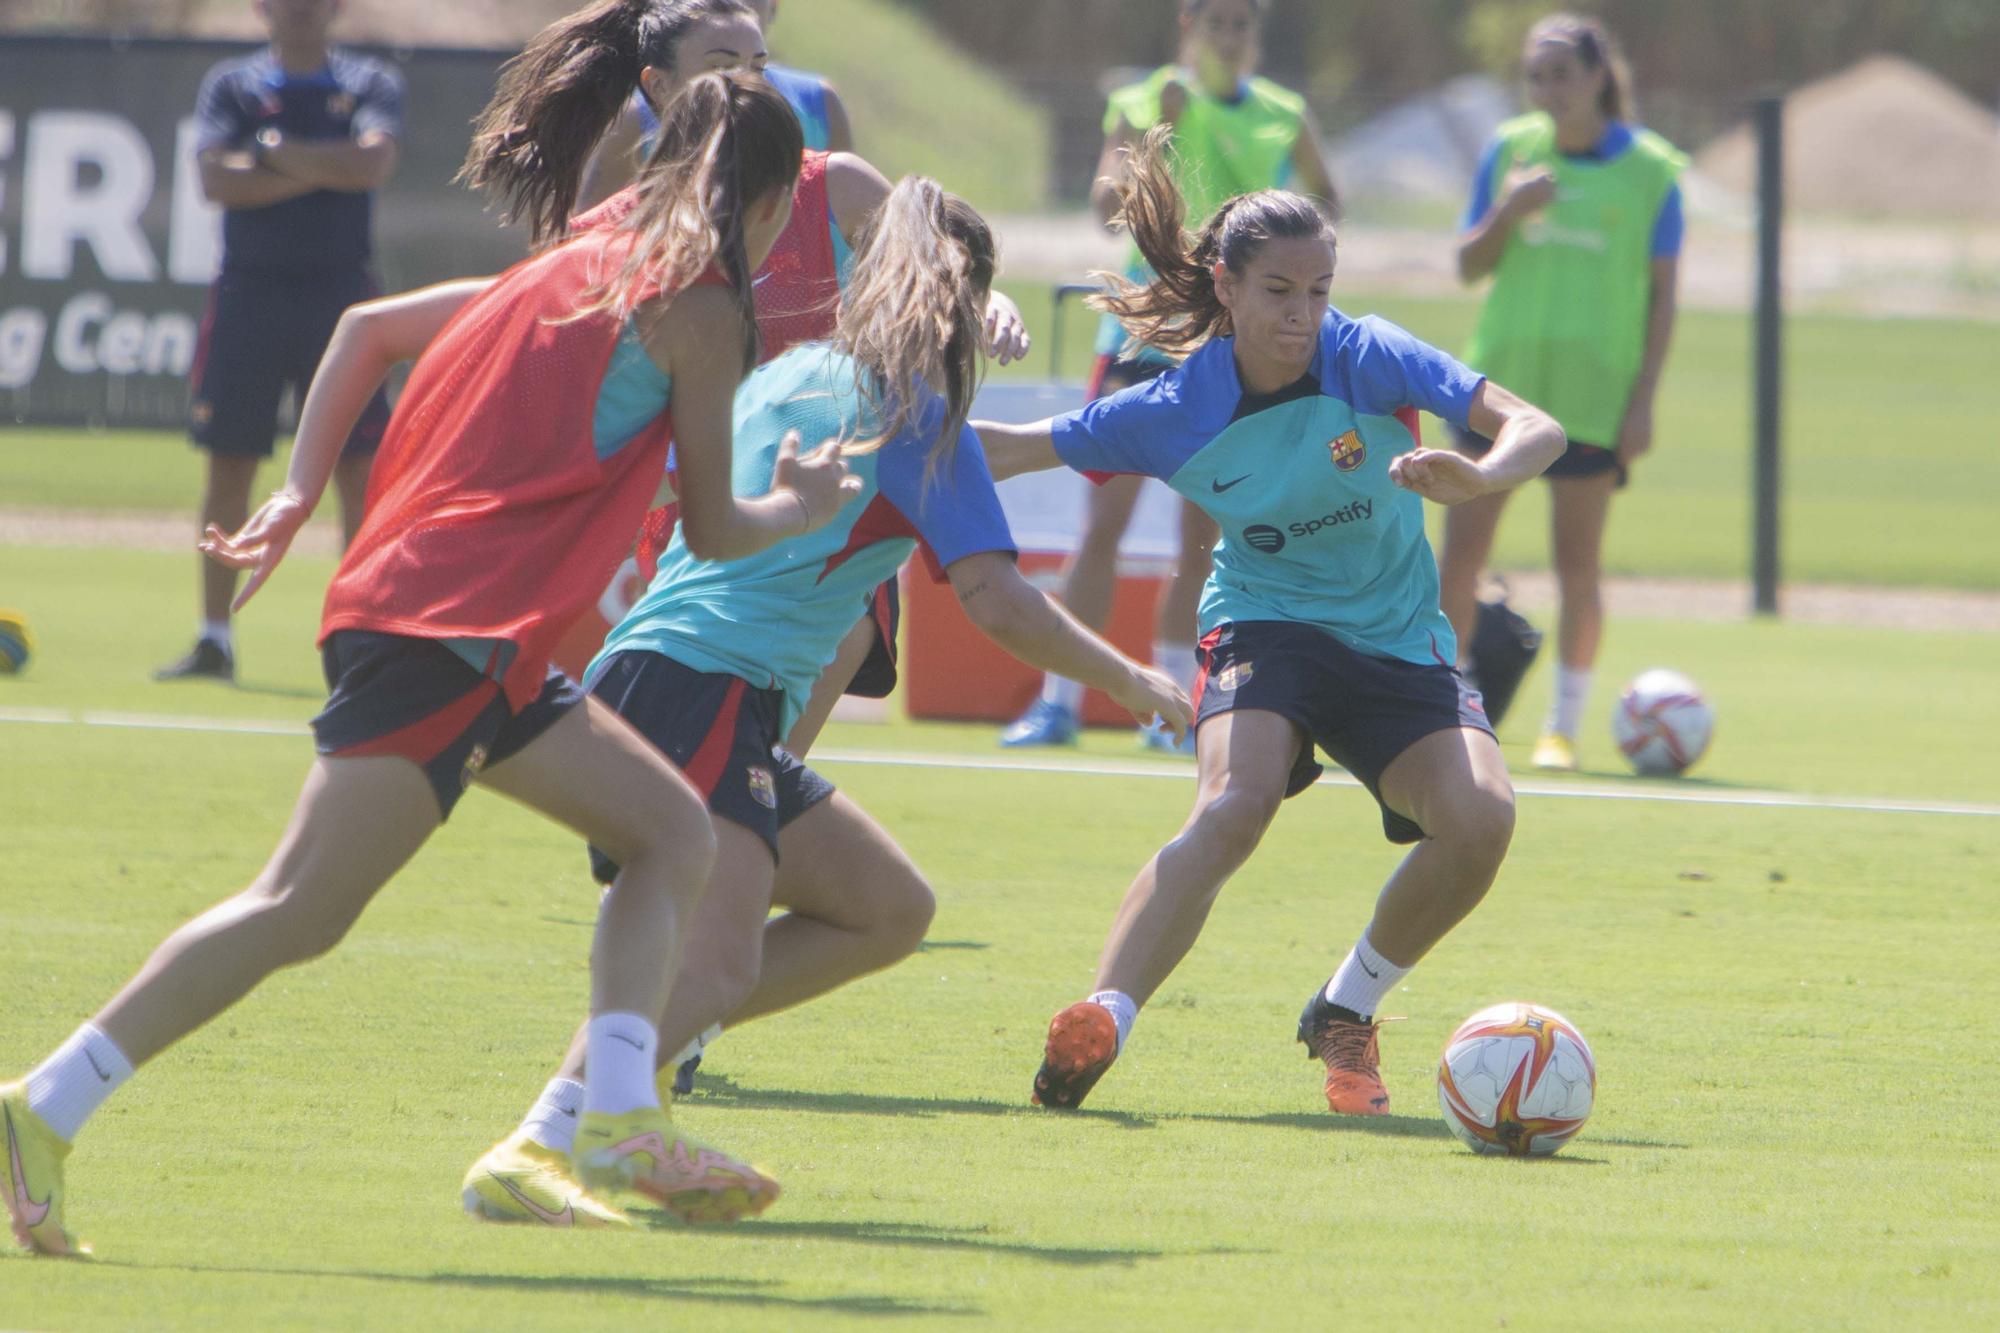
1696;55;2000;220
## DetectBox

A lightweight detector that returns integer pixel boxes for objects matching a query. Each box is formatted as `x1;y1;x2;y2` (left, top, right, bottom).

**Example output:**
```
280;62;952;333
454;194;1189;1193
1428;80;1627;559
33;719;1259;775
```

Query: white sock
518;1076;584;1153
1087;989;1138;1053
1322;932;1412;1023
667;1021;723;1070
200;620;233;653
25;1023;134;1142
1041;675;1084;712
1547;666;1593;740
582;1012;659;1116
1152;641;1199;693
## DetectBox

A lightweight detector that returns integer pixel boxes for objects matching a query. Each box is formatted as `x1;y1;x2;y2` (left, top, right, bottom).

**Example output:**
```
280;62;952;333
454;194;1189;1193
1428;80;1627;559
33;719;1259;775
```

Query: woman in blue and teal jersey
461;178;1191;1227
1439;13;1686;773
976;128;1566;1118
1003;0;1338;753
577;0;850;213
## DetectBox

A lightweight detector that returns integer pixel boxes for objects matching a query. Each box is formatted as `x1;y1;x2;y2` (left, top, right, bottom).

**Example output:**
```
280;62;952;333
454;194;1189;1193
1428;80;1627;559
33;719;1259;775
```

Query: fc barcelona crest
1327;429;1366;473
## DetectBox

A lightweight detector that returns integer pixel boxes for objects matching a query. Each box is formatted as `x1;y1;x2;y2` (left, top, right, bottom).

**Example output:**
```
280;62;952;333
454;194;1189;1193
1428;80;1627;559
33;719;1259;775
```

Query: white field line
4;706;1997;820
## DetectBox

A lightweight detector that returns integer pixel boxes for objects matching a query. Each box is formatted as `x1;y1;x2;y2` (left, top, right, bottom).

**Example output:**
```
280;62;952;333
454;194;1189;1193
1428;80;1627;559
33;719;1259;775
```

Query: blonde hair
834;177;996;476
1093;126;1334;358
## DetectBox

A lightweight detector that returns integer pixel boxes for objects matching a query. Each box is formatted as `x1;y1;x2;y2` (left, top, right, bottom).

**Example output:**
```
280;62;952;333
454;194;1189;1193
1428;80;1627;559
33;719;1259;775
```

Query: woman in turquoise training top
1438;12;1686;772
1002;0;1336;754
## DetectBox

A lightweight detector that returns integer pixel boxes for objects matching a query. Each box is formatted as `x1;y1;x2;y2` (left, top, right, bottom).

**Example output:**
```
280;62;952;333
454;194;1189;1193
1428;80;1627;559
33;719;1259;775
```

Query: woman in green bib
1001;0;1336;753
1439;13;1685;772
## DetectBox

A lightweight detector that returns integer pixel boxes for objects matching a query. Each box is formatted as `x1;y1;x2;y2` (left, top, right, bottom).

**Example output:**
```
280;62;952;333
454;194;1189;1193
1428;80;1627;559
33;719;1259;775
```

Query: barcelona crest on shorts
1217;661;1253;692
747;766;777;810
1327;429;1366;473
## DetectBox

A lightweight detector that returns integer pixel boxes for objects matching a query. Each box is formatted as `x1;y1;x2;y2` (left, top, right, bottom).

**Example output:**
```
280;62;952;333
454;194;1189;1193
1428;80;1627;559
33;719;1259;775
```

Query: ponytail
1527;12;1634;122
460;0;757;245
1095;125;1333;358
566;71;802;373
835;177;996;477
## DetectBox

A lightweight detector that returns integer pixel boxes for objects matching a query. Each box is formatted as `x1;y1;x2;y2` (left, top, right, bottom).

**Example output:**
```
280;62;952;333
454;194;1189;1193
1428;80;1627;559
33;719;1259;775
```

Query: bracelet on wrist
791;489;813;535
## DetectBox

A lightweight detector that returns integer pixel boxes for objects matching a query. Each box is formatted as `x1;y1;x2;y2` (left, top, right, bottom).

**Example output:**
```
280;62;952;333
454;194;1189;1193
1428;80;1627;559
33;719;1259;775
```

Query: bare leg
331;452;373;550
1093;710;1302;1003
1547;472;1617;671
1361;726;1517;968
478;696;716;1020
647;822;777;1063
199;453;260;626
1154;498;1217;648
1437;488;1512;657
96;755;439;1065
783;613;877;757
1055;472;1143;634
720;792;934;1029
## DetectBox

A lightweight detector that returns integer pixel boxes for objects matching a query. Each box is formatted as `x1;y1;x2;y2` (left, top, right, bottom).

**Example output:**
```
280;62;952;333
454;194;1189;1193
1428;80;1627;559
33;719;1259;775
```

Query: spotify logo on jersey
1242;524;1287;553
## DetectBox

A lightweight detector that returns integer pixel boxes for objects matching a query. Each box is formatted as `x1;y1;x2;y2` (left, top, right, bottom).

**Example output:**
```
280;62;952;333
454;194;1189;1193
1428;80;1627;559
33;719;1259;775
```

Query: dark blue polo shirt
193;49;404;275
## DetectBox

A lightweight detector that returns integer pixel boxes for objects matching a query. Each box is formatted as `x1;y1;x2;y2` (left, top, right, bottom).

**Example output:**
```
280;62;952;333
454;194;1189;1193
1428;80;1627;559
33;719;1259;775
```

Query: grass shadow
690;1074;1155;1130
634;1216;1215;1268
914;939;990;952
101;1259;970;1318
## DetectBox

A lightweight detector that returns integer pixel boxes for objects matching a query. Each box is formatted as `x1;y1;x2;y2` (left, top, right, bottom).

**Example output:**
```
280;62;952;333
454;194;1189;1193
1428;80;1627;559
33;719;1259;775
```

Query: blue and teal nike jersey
1052;309;1486;666
635;65;829;152
594;345;1016;733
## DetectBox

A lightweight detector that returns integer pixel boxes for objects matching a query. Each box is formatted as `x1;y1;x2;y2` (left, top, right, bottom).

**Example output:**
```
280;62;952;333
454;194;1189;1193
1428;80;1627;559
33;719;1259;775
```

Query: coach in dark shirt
158;0;402;682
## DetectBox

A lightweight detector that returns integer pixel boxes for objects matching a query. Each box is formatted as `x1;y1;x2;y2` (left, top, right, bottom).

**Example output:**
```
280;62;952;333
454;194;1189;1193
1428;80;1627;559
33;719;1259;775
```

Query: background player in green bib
1002;0;1337;753
976;128;1565;1118
1439;13;1686;772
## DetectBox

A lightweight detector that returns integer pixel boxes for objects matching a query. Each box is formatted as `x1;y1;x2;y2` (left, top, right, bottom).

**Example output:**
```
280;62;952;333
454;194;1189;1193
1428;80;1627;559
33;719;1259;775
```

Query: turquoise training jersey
593;345;1017;734
1052;310;1486;667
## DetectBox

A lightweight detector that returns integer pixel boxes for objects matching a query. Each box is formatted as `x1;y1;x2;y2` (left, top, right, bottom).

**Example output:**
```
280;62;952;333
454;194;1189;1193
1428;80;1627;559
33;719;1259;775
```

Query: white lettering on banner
0;307;48;389
23;112;159;281
50;291;195;376
0;112;13;274
169;116;221;284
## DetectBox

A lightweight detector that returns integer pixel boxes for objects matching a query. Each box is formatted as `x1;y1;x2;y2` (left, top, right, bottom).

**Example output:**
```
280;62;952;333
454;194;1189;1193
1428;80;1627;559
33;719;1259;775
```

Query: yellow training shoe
1532;733;1579;772
2;1081;89;1258
574;1108;779;1224
463;1132;630;1229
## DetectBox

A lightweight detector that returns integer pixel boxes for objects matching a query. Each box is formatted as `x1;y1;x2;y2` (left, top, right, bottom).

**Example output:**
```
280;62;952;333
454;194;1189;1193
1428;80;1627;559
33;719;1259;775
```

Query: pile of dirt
1695;55;2000;220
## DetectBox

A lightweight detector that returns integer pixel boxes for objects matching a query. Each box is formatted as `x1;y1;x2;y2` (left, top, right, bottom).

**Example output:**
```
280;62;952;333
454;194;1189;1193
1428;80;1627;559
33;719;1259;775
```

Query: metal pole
1752;95;1784;617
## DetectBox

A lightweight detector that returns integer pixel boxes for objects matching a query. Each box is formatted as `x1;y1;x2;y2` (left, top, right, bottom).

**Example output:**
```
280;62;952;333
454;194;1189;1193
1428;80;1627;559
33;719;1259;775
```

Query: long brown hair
459;0;757;244
1093;125;1334;358
567;71;801;374
1527;12;1634;121
835;177;995;474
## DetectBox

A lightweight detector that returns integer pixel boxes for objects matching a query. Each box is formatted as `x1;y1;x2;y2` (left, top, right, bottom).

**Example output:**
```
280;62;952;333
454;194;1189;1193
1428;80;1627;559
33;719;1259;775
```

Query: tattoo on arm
957;580;992;603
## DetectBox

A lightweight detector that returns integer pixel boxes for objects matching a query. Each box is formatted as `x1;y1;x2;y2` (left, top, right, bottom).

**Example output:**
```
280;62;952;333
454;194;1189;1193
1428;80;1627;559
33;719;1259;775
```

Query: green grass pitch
2;543;1998;1327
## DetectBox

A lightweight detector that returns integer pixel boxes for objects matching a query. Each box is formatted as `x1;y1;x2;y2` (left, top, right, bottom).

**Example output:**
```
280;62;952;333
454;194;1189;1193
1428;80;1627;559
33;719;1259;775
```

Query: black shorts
311;631;584;820
190;266;392;459
1193;621;1493;844
1451;425;1625;486
586;650;837;878
845;578;901;699
1087;353;1172;401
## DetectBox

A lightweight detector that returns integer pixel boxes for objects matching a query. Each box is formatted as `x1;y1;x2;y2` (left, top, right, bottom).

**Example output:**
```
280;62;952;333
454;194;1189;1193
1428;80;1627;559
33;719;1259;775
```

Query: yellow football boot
2;1082;89;1258
574;1108;778;1224
1531;733;1579;772
463;1132;630;1229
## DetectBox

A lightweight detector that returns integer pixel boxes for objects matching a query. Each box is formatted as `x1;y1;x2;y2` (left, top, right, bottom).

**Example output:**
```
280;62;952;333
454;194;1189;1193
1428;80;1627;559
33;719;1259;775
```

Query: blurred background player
576;0;850;215
975;128;1564;1118
1001;0;1336;753
467;179;1189;1226
1438;12;1686;772
159;0;403;682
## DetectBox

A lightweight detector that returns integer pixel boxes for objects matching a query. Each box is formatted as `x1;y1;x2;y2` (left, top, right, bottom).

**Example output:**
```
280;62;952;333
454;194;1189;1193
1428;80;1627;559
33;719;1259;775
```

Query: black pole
1752;95;1784;616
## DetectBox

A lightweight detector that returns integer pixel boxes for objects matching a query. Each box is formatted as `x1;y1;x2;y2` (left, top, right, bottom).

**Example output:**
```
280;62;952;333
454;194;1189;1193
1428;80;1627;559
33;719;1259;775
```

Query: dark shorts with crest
311;630;583;820
1193;621;1493;844
585;650;837;879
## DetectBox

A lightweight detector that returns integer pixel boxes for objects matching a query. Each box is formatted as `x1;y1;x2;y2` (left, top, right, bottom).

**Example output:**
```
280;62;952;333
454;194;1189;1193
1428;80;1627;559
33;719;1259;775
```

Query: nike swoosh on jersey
1211;474;1252;493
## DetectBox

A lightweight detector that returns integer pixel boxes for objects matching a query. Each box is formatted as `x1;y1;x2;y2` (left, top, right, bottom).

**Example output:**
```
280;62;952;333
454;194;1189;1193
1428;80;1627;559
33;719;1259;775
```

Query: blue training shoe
1000;699;1079;748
